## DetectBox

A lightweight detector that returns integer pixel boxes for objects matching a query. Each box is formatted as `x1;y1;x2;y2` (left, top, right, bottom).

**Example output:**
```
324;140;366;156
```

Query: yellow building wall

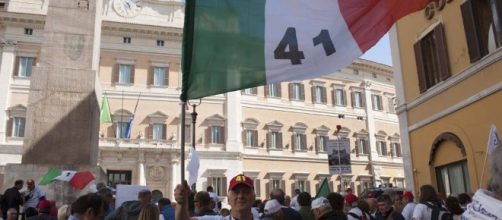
409;91;502;193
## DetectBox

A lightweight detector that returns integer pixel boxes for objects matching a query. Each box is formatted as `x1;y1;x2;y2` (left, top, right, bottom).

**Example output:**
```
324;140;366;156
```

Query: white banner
327;139;352;175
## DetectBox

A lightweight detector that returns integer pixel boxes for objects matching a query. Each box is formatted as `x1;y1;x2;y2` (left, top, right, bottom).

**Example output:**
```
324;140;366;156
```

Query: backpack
348;211;375;220
423;202;453;220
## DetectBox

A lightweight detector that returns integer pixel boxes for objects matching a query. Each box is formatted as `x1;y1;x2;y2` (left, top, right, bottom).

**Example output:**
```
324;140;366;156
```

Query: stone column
225;91;242;152
170;158;180;198
0;42;16;144
138;152;146;186
363;81;379;187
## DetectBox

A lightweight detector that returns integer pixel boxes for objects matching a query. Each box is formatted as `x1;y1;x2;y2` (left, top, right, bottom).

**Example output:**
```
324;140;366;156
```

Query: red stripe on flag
69;171;95;190
339;0;432;52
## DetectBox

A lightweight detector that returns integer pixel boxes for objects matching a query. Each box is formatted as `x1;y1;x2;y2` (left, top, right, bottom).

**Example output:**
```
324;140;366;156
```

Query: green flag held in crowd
100;94;112;123
39;168;62;185
316;177;330;198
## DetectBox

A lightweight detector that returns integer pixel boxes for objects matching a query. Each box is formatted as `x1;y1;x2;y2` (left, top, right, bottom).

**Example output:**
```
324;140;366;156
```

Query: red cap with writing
228;174;254;191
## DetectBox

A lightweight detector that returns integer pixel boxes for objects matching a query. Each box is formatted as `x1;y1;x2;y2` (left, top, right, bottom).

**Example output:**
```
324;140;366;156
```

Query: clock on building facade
113;0;143;17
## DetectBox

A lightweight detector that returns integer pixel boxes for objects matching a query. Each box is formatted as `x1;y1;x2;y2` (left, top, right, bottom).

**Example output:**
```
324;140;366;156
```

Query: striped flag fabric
39;168;62;185
100;94;112;123
56;171;77;182
487;124;500;155
181;0;433;101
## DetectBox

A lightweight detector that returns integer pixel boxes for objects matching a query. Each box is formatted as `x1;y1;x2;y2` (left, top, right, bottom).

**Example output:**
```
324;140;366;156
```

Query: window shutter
413;41;427;93
266;180;271;197
253;130;258;147
264;85;269;97
222;177;228;196
302;134;307;151
32;58;37;67
379;97;383;110
355;140;359;156
277;84;282;97
331;90;336;106
205;127;211;144
291;134;296;152
306;181;311;193
6;118;13;137
267;132;271;149
311;86;316;103
220;127;225;144
255;179;261;197
300;84;305;101
278;132;283;149
146;124;153;140
461;0;486;63
13;57;20;77
377;142;381;155
112;63;119;83
315;136;319;153
162;124;167;140
434;24;451;81
361;93;366;108
371;95;376;110
322;87;327;104
242;130;247;146
164;67;169;86
288;83;293;100
147;67;154;86
342;90;347;106
280;180;286;192
351;92;355;108
130;65;135;84
185;125;191;143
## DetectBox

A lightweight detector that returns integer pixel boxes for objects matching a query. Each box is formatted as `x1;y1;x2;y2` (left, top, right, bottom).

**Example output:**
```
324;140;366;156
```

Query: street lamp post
335;125;342;192
188;99;201;191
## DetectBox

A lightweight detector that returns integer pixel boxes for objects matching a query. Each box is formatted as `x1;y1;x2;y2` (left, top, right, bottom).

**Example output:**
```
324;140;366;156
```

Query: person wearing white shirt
411;185;442;220
401;191;416;220
207;186;221;213
175;174;260;220
22;179;46;214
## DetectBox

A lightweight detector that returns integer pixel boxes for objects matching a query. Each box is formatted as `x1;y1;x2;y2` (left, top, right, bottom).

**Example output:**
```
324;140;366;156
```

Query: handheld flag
56;170;77;182
39;168;62;185
100;94;112;123
181;0;433;101
487;124;500;155
315;177;331;198
69;171;95;190
187;147;200;186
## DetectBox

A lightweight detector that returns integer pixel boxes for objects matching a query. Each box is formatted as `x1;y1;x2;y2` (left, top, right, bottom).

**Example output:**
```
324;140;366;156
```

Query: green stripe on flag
181;0;267;101
39;168;61;185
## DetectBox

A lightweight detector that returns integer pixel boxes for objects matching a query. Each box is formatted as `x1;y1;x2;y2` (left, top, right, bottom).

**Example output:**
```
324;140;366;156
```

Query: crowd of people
1;145;501;220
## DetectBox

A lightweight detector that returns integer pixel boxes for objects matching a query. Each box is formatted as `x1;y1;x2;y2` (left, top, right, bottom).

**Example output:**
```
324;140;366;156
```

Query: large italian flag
181;0;432;101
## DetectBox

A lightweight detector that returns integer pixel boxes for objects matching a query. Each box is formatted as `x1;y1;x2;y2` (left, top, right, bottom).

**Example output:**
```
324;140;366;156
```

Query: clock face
113;0;143;18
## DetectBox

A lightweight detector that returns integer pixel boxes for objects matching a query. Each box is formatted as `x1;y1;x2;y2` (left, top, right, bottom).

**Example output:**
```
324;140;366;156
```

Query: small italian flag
39;168;95;190
181;0;433;101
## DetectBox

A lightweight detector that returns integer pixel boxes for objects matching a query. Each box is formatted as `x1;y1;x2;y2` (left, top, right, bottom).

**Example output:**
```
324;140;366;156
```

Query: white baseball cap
311;197;331;210
264;199;282;215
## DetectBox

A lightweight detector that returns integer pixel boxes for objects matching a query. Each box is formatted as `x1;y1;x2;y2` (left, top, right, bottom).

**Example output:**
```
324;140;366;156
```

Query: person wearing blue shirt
158;198;174;220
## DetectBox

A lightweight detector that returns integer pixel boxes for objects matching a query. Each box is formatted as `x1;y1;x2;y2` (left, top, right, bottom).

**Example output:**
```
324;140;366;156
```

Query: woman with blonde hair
137;203;160;220
57;204;71;220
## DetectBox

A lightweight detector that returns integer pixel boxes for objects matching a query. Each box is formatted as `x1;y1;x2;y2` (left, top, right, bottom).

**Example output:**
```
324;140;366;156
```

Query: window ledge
7;136;24;141
294;150;308;153
316;151;327;154
148;85;168;88
266;96;281;99
114;83;133;87
267;148;283;151
13;76;31;79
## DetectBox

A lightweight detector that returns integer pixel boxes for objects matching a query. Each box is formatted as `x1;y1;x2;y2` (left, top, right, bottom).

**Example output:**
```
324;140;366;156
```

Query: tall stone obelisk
3;0;105;203
22;0;101;164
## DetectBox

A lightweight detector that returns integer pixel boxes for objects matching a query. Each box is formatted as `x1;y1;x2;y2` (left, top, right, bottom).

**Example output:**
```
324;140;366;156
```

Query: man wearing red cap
175;174;259;220
400;191;415;220
26;200;56;220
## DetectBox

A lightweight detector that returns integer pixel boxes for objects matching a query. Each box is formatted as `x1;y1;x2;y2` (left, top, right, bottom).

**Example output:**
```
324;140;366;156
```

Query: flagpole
480;149;489;188
180;102;187;183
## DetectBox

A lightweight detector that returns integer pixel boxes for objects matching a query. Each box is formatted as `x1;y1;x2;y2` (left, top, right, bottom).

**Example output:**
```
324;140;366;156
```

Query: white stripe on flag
264;0;362;83
488;124;500;155
56;170;77;182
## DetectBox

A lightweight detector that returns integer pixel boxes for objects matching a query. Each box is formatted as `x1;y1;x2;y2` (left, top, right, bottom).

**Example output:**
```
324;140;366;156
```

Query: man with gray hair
462;143;502;219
